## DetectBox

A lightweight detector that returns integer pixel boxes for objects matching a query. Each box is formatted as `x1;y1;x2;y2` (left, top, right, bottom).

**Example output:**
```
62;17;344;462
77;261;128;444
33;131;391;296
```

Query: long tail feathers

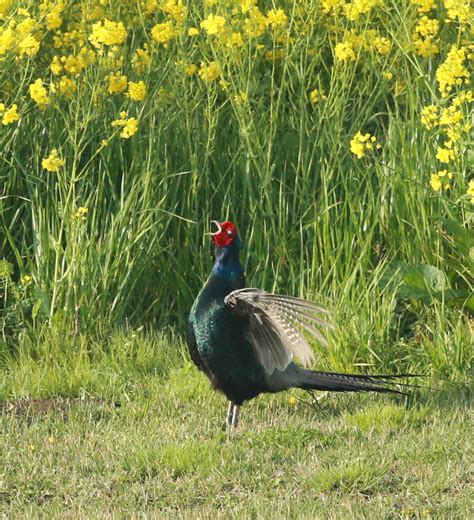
298;370;422;395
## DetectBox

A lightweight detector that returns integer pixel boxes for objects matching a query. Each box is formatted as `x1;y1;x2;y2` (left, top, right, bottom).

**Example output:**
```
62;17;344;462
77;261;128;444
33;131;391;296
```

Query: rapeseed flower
201;14;226;36
42;149;64;172
132;47;150;75
2;104;20;125
0;0;13;20
411;0;436;12
435;46;469;97
420;105;438;129
111;112;139;138
58;77;77;100
163;0;187;24
108;73;128;94
335;41;356;62
435;145;455;163
467;180;474;204
20;274;32;286
444;0;470;23
29;79;50;108
50;56;63;75
151;21;176;45
244;7;267;37
430;170;453;191
75;207;88;219
266;9;287;29
344;0;379;21
127;81;147;101
198;61;220;83
350;132;380;158
414;16;439;37
89;20;127;47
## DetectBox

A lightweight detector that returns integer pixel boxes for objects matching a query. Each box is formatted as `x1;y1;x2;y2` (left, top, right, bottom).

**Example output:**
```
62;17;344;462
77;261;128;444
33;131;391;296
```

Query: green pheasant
187;221;414;429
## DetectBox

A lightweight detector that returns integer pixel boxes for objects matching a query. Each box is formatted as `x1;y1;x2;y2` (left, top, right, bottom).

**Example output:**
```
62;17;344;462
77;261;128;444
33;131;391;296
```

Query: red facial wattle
211;221;238;248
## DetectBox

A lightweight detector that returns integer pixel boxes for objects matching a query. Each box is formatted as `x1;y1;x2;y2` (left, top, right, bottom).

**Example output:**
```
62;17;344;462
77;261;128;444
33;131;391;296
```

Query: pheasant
187;220;414;429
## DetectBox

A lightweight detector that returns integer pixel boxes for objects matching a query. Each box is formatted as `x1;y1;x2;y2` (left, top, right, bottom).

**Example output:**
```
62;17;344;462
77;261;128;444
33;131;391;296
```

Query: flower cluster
42;149;65;172
111;112;139;138
350;131;381;159
0;102;20;125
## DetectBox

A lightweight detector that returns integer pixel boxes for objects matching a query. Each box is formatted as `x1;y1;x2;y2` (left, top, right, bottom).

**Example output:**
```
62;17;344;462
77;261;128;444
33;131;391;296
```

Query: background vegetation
0;0;472;515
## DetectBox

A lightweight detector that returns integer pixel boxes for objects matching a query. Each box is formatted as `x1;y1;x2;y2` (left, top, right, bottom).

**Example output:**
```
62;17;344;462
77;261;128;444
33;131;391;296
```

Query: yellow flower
184;63;197;76
50;56;63;75
20;274;32;286
111;114;139;138
411;0;436;13
430;173;442;191
288;396;297;406
310;89;320;103
335;41;356;62
198;61;220;83
127;81;147;101
75;207;88;219
420;105;438;129
413;36;439;58
0;0;13;20
151;21;176;45
18;35;40;57
344;0;379;21
244;7;267;37
266;8;288;29
373;36;391;55
42;149;65;172
188;27;199;36
201;14;226;36
0;26;15;55
163;0;187;24
234;91;248;104
29;79;50;108
2;104;20;125
132;47;150;75
43;1;64;31
58;76;77;100
89;19;127;47
435;146;455;163
414;16;439;37
444;0;470;23
467;180;474;204
226;32;244;48
108;73;128;94
383;71;393;81
350;131;380;159
436;46;469;97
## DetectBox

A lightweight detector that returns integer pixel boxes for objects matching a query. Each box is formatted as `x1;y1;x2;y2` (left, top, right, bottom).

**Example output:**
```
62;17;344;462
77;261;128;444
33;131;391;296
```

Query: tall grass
0;0;472;376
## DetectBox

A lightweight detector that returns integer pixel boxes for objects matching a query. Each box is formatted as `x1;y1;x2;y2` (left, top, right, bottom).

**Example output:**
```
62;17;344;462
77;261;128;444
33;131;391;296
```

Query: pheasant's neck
212;244;244;282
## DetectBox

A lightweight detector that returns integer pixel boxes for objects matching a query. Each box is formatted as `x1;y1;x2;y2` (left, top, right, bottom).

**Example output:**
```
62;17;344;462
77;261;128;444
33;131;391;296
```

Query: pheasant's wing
224;288;334;375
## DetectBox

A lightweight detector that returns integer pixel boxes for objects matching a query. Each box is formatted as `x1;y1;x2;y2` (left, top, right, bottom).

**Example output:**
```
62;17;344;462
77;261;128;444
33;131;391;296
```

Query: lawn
1;332;472;518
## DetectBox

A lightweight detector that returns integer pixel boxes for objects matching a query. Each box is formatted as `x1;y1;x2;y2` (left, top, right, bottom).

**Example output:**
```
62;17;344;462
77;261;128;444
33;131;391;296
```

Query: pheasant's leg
226;401;235;428
231;405;240;429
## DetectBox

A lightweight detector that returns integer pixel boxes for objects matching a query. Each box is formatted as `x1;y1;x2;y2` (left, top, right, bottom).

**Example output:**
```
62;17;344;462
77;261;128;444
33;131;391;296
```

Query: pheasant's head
210;220;244;281
210;220;241;249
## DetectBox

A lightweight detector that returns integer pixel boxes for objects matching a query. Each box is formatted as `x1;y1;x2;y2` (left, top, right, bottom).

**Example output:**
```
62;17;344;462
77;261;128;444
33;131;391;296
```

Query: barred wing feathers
224;288;334;375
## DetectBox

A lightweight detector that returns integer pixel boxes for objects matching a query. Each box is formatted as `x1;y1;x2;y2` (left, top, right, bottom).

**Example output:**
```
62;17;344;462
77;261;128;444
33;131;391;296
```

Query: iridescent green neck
212;243;244;281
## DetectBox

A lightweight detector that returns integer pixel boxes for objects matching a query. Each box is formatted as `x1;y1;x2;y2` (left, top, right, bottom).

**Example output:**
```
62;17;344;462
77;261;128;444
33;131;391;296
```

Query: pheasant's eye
227;230;233;237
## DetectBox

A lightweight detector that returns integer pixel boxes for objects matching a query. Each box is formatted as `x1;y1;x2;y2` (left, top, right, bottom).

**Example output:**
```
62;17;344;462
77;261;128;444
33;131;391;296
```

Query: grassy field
1;332;472;518
0;0;473;517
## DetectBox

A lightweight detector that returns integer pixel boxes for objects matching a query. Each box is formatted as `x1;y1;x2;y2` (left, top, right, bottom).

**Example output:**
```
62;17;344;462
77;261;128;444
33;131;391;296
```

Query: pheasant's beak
208;220;222;236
